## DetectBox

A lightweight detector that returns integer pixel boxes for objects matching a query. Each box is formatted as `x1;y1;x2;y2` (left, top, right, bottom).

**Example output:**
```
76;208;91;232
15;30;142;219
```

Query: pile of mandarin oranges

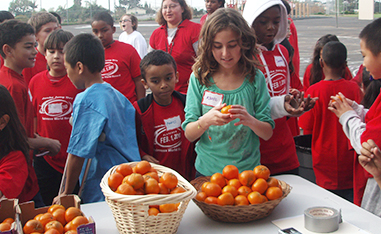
23;205;88;234
0;218;14;232
196;165;283;206
108;161;186;215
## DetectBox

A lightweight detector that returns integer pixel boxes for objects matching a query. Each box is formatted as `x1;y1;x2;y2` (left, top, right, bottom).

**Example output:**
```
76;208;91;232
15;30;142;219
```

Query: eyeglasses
163;4;180;10
119;19;131;23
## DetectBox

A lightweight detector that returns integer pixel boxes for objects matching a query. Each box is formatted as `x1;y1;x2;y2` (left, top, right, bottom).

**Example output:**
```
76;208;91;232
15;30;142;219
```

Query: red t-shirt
0;57;4;68
0;66;39;202
22;50;47;86
303;63;353;91
0;150;28;199
149;19;201;93
299;79;362;190
257;44;300;174
101;40;141;103
29;71;81;173
200;14;208;26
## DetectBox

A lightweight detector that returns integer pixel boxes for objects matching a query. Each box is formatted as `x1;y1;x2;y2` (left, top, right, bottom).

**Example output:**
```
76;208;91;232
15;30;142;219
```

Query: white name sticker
274;56;286;67
201;90;223;107
164;115;181;131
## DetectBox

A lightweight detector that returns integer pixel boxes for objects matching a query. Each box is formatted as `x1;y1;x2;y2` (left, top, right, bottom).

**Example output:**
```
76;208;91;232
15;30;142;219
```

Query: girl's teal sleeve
253;71;275;129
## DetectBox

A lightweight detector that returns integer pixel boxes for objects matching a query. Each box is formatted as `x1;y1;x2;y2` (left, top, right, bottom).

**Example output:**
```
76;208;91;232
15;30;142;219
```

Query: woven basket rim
100;162;197;205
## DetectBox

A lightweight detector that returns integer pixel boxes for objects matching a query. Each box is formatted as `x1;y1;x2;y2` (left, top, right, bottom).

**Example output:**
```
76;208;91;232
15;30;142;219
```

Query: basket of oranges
100;161;197;234
190;165;291;223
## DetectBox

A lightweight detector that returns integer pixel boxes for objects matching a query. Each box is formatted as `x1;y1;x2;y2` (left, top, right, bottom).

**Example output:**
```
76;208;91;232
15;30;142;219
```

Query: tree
8;0;38;17
119;0;140;9
74;0;82;6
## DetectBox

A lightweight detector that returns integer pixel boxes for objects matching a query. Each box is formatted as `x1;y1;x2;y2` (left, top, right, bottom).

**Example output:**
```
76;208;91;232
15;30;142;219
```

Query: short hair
0;20;35;58
322;41;347;69
140;50;177;80
193;8;261;86
63;33;105;74
0;11;14;23
28;12;58;34
49;12;62;25
156;0;193;26
93;11;114;27
120;14;138;31
44;29;74;51
359;17;381;57
219;0;226;7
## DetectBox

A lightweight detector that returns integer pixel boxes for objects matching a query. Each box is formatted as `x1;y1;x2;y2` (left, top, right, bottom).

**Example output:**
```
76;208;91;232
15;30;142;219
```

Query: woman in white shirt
119;14;148;58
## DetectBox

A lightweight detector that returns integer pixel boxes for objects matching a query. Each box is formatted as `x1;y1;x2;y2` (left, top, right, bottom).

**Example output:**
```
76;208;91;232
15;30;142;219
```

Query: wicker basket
190;176;291;223
100;162;197;234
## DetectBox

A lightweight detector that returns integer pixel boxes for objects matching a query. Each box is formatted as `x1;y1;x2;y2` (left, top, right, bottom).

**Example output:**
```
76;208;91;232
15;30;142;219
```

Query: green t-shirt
182;71;274;176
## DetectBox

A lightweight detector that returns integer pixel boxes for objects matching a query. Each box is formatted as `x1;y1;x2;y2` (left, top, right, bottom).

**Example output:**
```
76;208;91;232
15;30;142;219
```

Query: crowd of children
1;0;381;218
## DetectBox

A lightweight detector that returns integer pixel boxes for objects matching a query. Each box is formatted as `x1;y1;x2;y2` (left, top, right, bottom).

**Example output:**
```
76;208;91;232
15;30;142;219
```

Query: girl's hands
202;104;233;127
227;105;253;126
328;92;354;118
359;139;381;181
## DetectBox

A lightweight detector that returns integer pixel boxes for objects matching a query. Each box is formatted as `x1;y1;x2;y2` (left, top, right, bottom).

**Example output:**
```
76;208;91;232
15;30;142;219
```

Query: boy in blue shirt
54;33;140;203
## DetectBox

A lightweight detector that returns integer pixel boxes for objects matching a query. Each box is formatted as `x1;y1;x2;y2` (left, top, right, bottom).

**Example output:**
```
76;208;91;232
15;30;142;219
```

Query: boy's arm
28;135;61;156
53;153;84;204
359;139;381;189
134;75;146;100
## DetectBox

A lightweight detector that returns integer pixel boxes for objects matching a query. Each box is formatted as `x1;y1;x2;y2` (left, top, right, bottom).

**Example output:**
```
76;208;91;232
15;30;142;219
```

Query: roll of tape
304;206;341;233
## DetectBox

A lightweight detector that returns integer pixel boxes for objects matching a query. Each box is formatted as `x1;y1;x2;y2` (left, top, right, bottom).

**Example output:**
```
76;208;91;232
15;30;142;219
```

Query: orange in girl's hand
221;105;232;114
332;95;343;103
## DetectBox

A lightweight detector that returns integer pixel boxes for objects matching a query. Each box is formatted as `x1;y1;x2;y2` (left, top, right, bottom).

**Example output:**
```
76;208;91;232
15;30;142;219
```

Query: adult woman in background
119;14;148;58
149;0;201;93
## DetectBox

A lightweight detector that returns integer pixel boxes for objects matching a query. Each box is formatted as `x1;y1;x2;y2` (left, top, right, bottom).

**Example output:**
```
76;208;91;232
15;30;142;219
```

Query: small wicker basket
100;162;197;234
191;176;291;223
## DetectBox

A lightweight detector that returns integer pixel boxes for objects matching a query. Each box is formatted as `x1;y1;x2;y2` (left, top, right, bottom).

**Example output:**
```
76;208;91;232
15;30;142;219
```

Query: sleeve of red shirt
132;101;150;158
0;151;28;199
190;23;201;44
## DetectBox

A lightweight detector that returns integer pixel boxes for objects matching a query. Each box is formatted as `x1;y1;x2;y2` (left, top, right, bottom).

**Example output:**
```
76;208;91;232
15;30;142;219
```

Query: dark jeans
34;156;79;205
329;188;354;203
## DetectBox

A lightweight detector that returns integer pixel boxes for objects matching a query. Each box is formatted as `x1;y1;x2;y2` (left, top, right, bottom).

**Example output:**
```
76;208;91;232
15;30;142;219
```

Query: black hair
63;33;105;74
281;0;291;15
92;11;114;27
218;0;225;7
49;12;62;25
0;20;35;58
322;41;347;69
0;85;30;162
44;29;73;51
359;17;381;57
140;50;177;80
361;67;381;108
309;34;339;86
0;11;14;23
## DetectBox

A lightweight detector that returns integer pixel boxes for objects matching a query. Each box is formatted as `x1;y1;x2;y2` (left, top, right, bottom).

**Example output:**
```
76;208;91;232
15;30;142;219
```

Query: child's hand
228;105;252;126
328;92;354;118
284;93;318;115
289;88;300;97
203;104;233;127
359;139;381;180
142;155;159;164
34;133;61;156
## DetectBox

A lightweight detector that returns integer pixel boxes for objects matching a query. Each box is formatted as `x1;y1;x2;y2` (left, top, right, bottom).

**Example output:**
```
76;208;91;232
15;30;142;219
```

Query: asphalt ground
62;16;374;80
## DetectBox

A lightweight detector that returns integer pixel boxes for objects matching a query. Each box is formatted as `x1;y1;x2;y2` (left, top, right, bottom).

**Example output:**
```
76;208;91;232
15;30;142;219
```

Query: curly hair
156;0;193;26
192;8;261;87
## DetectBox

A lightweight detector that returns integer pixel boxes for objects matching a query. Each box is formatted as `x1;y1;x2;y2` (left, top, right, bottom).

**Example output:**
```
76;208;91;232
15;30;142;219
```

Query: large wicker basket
100;162;197;234
191;176;291;223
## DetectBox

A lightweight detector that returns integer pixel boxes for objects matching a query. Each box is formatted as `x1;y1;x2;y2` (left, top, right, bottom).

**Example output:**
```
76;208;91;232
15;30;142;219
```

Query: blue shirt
67;82;140;203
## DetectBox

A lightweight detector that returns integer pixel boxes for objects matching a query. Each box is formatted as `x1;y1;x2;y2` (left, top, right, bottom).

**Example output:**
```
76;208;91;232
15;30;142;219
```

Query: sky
0;0;207;12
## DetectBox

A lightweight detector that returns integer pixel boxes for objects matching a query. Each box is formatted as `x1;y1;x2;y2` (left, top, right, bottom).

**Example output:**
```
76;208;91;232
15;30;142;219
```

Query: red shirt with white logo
257;44;300;174
29;71;81;173
102;40;141;103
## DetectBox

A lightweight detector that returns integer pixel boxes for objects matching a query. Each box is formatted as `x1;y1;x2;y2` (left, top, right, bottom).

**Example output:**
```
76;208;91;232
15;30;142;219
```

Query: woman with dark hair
200;0;225;26
149;0;201;93
119;14;147;58
303;34;353;91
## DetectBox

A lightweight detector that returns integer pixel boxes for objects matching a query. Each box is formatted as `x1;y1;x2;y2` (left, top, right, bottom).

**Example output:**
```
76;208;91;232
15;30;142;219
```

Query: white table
81;175;381;234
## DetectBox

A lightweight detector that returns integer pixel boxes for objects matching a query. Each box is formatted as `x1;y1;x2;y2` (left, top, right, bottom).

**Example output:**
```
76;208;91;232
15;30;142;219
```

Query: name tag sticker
165;115;181;131
274;56;286;67
202;90;223;107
